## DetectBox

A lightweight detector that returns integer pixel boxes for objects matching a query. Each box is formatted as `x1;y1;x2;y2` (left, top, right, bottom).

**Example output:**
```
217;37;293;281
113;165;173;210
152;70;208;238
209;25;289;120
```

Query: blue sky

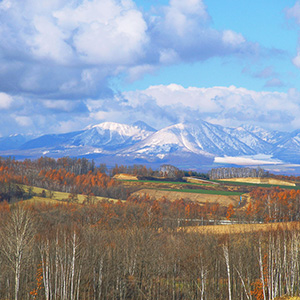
0;0;300;136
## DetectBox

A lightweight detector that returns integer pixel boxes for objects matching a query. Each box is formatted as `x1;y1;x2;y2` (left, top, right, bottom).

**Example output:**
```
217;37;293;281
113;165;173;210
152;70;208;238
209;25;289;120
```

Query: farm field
274;297;300;300
22;185;120;204
184;221;300;235
217;177;300;189
118;176;253;208
117;175;300;209
220;176;297;186
133;188;242;205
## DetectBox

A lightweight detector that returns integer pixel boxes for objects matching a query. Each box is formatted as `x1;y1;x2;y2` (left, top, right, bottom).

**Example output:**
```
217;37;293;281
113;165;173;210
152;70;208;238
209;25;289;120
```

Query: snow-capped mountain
241;124;286;145
0;120;299;167
223;126;273;153
123;121;258;158
20;122;154;152
271;129;300;163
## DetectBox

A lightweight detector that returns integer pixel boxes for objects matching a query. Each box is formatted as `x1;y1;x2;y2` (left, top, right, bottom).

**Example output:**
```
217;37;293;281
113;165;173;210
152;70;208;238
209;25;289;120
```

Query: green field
152;188;243;196
119;179;213;186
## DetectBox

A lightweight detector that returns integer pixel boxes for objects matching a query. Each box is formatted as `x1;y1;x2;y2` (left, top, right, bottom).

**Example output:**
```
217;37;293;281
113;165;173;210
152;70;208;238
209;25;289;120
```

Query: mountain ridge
1;120;300;167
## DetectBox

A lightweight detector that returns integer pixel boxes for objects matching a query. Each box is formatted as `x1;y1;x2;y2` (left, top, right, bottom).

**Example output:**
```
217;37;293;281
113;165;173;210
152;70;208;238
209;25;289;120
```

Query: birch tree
0;205;36;300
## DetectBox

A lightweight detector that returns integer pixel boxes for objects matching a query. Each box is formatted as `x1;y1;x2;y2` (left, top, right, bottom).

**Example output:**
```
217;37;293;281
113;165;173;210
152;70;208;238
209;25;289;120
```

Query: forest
1;156;300;299
1;202;300;300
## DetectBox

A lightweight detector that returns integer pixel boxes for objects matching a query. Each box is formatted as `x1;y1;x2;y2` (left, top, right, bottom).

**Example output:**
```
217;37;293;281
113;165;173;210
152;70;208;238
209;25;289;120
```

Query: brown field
220;177;296;186
113;173;139;180
183;221;300;235
133;188;241;206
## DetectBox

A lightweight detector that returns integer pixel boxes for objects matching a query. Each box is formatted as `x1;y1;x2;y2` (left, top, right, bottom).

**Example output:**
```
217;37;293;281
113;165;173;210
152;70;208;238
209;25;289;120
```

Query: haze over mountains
1;120;300;169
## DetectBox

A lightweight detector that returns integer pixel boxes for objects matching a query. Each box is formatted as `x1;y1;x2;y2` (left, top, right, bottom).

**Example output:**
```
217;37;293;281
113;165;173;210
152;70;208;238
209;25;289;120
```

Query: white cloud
30;16;73;64
55;0;148;65
0;92;13;109
164;0;209;36
123;84;300;131
126;64;157;82
0;0;257;100
292;52;300;68
222;30;245;47
15;116;33;127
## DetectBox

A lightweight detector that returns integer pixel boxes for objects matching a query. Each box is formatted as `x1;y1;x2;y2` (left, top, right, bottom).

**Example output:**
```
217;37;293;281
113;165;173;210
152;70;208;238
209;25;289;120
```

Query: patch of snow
214;155;283;166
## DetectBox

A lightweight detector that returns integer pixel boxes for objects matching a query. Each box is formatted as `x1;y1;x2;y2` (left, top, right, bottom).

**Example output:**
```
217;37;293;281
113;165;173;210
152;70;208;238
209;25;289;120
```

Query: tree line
209;167;269;180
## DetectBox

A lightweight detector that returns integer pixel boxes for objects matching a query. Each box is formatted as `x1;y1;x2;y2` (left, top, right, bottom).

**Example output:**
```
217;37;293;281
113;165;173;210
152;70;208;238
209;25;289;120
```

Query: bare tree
0;205;36;300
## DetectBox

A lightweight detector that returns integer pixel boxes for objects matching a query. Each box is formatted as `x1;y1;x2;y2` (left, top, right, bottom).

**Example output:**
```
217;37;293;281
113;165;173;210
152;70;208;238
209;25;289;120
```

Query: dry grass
183;222;300;235
220;177;296;186
183;177;217;184
23;185;121;204
113;173;139;180
273;297;300;300
133;188;241;206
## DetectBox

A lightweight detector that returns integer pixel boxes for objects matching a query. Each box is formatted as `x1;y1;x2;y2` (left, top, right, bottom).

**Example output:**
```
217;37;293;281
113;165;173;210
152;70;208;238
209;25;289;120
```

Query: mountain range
0;120;299;169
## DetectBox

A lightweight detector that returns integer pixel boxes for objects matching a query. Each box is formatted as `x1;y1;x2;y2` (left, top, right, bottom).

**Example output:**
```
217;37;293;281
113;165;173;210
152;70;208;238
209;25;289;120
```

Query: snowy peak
71;122;153;149
2;120;300;165
132;121;156;132
20;122;154;151
123;121;258;158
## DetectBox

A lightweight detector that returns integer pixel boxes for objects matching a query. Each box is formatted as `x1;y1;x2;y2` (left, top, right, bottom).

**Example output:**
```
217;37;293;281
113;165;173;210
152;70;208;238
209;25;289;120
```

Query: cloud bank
0;0;295;136
0;0;253;99
1;84;299;137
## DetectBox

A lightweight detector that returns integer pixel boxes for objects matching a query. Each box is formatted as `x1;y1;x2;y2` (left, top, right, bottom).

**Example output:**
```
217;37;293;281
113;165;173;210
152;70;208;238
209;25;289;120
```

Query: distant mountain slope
223;126;273;153
0;120;298;166
122;121;259;159
271;129;300;163
20;121;154;152
0;134;32;151
241;124;286;144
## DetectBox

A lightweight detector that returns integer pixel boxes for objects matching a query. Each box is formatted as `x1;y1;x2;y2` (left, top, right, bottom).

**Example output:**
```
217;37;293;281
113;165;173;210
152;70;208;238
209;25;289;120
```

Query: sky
0;0;300;136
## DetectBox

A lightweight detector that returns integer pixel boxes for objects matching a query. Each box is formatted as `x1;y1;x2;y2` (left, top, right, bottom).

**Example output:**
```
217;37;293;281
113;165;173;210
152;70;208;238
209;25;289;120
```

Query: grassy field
219;177;296;186
120;176;247;206
215;179;300;190
274;297;300;300
133;189;241;206
23;185;121;204
156;187;243;196
184;221;300;235
119;179;213;186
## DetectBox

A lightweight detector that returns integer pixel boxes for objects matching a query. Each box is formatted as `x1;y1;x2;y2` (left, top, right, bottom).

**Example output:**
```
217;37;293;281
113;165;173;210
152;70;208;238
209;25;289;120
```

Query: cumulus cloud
0;0;257;101
0;93;13;109
0;0;275;136
0;84;299;136
123;84;300;131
